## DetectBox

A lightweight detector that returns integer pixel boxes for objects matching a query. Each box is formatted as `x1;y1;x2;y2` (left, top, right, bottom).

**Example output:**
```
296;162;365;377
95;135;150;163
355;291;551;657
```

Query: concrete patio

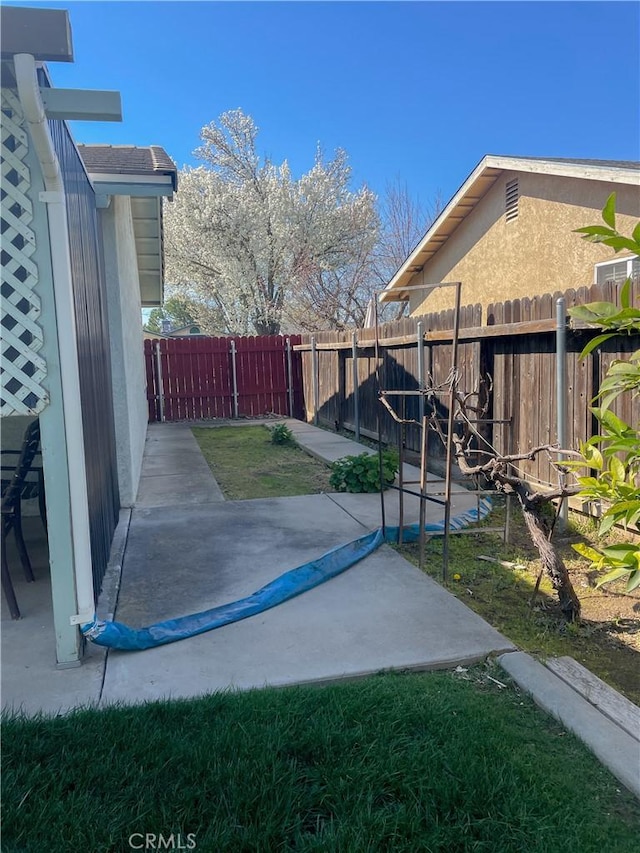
102;420;514;704
3;418;639;797
2;418;514;713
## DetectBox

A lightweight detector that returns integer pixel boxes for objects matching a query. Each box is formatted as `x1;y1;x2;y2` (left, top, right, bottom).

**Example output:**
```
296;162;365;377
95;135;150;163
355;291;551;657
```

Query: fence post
556;297;568;530
285;337;294;417
417;321;425;425
311;337;319;425
154;340;165;423
230;338;239;419
352;331;360;442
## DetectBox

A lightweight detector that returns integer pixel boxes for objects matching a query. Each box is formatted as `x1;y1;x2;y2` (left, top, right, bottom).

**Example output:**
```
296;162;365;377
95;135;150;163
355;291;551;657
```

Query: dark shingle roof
77;144;178;190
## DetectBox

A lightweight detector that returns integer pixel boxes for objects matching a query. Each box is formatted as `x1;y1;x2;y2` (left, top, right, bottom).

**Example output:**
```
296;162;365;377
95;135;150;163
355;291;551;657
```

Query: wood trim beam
1;7;73;62
40;87;122;122
292;317;603;351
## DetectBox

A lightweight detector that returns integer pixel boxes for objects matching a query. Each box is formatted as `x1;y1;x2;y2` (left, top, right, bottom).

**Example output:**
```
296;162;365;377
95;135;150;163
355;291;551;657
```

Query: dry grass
398;498;640;704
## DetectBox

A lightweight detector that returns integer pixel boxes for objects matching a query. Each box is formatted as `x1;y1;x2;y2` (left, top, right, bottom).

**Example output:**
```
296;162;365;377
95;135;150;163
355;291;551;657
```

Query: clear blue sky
10;1;640;206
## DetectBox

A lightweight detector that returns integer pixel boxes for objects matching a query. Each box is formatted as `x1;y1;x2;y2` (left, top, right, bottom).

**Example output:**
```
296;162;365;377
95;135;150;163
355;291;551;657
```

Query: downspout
14;53;96;627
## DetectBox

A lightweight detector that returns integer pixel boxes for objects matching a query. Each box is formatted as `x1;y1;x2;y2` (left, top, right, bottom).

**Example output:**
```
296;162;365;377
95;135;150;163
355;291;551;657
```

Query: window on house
595;255;639;285
505;178;519;222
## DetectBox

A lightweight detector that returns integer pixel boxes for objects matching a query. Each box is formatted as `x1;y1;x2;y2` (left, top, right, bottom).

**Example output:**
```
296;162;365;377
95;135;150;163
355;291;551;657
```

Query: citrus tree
568;194;640;591
434;195;638;619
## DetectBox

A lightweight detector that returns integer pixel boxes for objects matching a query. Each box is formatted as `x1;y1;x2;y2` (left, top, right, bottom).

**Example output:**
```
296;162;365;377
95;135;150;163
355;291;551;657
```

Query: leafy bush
567;193;640;592
269;423;294;445
329;451;398;493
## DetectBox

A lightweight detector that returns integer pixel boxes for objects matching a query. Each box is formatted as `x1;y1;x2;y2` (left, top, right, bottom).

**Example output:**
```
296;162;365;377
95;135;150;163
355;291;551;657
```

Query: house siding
47;114;120;602
100;195;147;506
410;173;640;316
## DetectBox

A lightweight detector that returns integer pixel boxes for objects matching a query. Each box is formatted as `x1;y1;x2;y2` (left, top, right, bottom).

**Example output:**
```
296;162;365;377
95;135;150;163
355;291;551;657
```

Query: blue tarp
83;498;492;652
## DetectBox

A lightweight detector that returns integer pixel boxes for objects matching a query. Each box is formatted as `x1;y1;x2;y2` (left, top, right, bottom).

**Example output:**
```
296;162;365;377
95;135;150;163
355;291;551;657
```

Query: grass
397;498;640;705
192;424;333;499
3;670;639;852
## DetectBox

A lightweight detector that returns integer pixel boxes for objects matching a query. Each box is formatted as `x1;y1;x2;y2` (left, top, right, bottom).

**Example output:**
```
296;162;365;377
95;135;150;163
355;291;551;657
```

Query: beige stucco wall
409;172;640;317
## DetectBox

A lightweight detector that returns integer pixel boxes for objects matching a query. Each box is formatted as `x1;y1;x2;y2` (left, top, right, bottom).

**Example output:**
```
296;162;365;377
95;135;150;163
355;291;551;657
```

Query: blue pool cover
83;498;492;652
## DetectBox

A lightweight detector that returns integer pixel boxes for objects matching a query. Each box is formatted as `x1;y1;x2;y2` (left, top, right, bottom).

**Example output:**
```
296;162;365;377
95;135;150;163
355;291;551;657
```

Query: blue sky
11;1;640;206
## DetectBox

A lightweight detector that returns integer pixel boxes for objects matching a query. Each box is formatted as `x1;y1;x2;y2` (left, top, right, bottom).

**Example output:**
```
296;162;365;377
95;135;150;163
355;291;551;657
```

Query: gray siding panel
47;111;120;601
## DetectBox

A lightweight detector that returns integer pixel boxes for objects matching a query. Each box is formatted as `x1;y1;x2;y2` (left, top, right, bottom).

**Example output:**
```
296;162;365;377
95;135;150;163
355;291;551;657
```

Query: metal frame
372;282;511;578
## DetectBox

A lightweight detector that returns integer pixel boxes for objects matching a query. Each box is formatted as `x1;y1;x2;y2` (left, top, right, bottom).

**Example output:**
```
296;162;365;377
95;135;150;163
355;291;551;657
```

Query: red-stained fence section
144;335;304;422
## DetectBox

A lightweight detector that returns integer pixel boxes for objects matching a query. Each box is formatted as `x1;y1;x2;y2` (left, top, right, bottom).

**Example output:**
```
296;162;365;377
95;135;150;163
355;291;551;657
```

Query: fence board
144;335;303;422
299;282;638;485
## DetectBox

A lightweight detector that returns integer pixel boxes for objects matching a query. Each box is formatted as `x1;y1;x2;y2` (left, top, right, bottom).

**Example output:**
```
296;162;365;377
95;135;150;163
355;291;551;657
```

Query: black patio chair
1;418;45;620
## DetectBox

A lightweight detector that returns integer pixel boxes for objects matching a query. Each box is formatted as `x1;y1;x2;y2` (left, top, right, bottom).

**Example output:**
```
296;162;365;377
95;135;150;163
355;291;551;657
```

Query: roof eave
87;173;175;198
379;155;640;303
380;155;492;302
0;6;73;63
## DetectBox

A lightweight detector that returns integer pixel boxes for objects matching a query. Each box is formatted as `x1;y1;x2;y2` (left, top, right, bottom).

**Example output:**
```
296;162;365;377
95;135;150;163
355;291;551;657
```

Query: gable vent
505;178;519;222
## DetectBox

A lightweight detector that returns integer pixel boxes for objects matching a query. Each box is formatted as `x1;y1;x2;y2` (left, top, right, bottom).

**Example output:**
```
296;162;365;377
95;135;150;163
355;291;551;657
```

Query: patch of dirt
570;563;640;651
411;499;639;704
502;519;640;702
507;513;639;645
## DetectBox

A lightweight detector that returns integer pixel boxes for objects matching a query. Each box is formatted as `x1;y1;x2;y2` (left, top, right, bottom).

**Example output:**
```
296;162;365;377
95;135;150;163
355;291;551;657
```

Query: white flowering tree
281;180;443;331
164;110;379;335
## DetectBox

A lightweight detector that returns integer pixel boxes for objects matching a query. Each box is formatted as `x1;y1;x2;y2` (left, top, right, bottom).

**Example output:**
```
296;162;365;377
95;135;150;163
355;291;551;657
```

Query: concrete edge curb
96;507;132;623
75;508;133;683
498;651;640;800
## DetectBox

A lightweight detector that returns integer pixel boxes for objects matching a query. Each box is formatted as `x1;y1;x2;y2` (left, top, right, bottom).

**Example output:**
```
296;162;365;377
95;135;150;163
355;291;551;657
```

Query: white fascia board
40;87;122;121
88;175;174;198
484;155;640;185
89;173;171;185
380;156;491;301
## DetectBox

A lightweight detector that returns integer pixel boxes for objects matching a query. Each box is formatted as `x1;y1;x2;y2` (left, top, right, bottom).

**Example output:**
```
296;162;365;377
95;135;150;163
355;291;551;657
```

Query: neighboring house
380;156;640;317
164;323;203;337
143;328;173;341
143;324;203;340
0;6;177;665
143;320;206;341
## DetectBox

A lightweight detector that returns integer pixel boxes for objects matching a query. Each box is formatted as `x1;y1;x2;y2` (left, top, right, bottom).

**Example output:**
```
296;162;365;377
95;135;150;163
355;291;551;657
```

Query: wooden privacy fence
144;335;304;422
295;281;639;488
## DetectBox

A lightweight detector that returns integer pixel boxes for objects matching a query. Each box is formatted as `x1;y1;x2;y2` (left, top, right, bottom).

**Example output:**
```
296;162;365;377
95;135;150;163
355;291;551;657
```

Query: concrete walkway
101;420;513;704
285;419;484;531
3;418;637;797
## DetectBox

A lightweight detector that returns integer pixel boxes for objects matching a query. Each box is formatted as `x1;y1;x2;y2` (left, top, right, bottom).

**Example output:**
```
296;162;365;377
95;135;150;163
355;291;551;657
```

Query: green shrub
566;193;640;592
329;450;398;493
269;423;294;445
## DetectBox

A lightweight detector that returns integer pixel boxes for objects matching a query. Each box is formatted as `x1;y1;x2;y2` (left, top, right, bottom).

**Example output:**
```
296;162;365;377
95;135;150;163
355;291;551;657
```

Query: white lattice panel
1;88;48;416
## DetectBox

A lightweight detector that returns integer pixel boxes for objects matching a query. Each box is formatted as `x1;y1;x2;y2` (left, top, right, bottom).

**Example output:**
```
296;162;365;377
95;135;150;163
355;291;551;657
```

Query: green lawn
192;425;333;499
3;671;639;852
